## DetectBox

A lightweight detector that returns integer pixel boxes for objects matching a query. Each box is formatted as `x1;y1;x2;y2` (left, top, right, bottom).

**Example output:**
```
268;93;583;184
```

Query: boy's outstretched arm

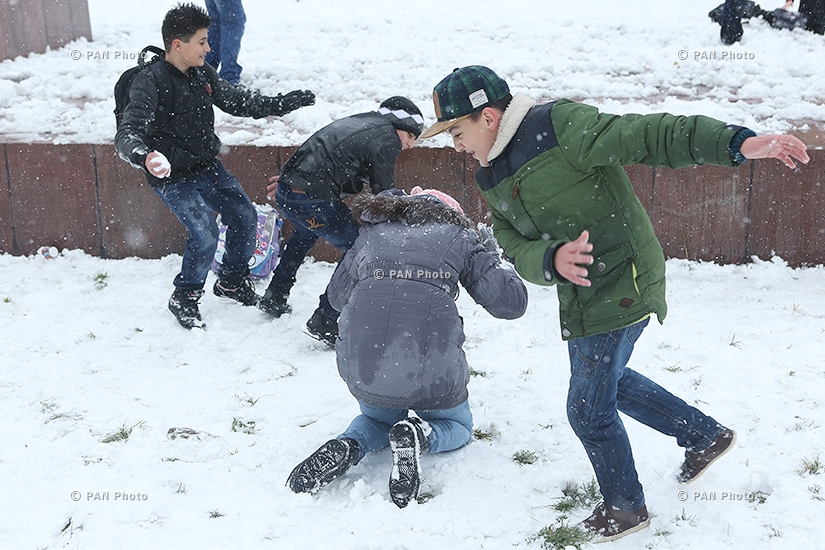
740;134;809;169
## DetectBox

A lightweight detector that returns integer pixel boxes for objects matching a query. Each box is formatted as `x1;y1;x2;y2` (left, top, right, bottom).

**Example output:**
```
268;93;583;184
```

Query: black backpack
113;45;174;127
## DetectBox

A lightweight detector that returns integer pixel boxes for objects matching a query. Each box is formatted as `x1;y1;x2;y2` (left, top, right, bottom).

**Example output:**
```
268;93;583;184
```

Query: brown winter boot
677;427;736;484
579;502;650;542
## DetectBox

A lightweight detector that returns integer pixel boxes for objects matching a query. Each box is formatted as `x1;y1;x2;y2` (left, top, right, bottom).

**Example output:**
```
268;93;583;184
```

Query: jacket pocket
578;242;644;325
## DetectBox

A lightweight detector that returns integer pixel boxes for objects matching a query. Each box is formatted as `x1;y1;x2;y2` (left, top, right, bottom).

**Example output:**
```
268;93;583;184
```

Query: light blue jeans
566;317;723;511
339;400;473;464
204;0;246;84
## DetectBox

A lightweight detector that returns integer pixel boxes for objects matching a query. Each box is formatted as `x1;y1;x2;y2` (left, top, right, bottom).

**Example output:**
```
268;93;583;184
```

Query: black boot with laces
213;276;261;306
168;288;205;329
287;438;360;494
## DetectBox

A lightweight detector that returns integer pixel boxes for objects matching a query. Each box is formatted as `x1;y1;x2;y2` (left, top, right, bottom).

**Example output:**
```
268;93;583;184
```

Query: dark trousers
268;181;360;318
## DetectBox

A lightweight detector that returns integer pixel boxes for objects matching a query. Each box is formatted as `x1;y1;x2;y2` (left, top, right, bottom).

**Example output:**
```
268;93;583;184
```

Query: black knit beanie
378;96;424;137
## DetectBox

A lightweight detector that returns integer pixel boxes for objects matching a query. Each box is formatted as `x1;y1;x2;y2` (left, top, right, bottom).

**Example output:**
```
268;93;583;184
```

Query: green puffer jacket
477;93;745;340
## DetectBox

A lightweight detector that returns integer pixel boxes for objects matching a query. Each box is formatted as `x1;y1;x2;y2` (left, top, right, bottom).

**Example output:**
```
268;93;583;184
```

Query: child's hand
740;134;809;169
145;151;171;178
555;230;593;287
476;223;499;255
266;175;279;200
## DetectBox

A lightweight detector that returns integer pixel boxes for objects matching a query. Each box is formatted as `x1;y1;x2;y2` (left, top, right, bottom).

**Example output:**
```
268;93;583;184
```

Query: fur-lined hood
488;92;536;163
351;189;473;229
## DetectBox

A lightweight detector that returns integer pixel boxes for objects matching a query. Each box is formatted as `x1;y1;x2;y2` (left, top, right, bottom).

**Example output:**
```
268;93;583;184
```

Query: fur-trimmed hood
351;189;474;229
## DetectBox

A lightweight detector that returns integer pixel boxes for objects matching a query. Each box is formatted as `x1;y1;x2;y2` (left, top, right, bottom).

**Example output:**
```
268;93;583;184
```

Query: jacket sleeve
489;209;567;287
114;70;156;172
207;64;296;119
459;229;528;319
326;239;361;313
365;132;402;194
552;101;743;172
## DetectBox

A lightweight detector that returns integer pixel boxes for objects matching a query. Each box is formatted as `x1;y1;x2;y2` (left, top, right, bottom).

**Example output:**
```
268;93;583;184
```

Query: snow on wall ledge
0;143;823;267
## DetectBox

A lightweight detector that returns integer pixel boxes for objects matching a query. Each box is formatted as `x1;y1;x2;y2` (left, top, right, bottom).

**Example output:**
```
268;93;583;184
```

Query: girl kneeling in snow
287;186;528;508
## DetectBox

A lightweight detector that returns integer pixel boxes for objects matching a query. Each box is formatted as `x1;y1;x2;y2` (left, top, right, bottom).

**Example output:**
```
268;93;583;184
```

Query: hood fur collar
352;190;473;229
488;92;536;162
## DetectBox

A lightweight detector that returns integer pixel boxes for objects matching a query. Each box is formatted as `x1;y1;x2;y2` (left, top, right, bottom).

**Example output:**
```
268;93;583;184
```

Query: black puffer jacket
280;112;402;201
115;60;296;185
327;190;528;411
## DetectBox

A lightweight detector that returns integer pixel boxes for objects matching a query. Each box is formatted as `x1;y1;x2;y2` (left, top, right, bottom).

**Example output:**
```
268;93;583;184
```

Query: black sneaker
388;417;431;508
257;288;292;317
168;288;205;330
677;427;736;484
305;310;338;347
287;438;360;494
213;277;260;306
579;502;649;542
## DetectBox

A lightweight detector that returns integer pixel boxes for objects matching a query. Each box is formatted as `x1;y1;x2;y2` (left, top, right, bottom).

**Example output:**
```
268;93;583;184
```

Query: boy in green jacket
420;65;809;542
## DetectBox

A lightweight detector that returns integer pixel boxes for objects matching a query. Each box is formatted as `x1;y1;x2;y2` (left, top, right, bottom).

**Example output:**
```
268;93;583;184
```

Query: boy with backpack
286;187;527;508
420;65;809;540
114;2;315;329
256;96;424;347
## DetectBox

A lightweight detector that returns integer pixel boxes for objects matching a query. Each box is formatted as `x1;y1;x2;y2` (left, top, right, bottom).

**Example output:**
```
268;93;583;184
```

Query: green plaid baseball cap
420;66;510;139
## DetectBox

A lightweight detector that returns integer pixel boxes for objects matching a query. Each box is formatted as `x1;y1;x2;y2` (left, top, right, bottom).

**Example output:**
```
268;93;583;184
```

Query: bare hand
554;230;593;287
740;134;809;169
145;151;171;178
266;175;279;200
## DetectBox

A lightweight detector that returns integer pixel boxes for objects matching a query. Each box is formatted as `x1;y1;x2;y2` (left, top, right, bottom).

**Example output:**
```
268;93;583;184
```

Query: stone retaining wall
1;143;823;267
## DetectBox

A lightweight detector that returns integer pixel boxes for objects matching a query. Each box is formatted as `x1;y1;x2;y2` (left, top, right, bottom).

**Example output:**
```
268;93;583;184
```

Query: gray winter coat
327;190;528;411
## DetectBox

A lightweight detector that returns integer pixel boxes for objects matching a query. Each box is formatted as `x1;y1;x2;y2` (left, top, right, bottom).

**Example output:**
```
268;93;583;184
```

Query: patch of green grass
675;508;697;526
747;490;770;505
209;509;225;518
664;361;682;373
529;519;592;550
101;421;145;443
231;417;256;435
512;449;538;465
472;425;499;441
468;367;488;378
729;334;743;348
93;272;109;290
3;297;11;303
552;479;600;513
786;418;819;433
797;454;823;476
416;491;435;504
175;483;186;494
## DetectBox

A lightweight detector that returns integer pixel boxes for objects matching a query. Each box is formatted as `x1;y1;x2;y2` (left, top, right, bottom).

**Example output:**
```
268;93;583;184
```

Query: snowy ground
0;0;823;146
1;0;825;548
1;252;824;549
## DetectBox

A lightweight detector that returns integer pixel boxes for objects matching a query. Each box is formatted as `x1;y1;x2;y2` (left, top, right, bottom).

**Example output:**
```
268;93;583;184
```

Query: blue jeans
566;317;723;511
339;401;474;464
204;0;246;84
268;181;360;318
153;161;256;290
